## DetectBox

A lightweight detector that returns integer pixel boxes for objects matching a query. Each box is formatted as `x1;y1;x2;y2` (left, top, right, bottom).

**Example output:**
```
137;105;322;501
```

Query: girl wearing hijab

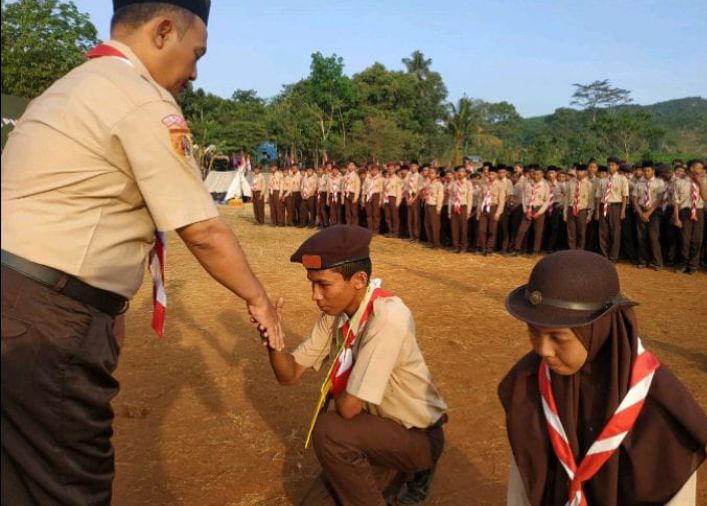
499;250;706;506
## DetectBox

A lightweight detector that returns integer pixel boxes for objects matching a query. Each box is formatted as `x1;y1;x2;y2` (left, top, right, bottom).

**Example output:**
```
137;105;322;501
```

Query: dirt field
113;205;707;506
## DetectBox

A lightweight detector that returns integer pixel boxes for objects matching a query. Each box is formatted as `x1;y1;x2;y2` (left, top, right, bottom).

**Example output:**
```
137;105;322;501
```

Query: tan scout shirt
269;170;284;194
673;178;705;210
0;40;217;299
383;174;403;203
301;174;318;199
425;180;445;212
317;174;329;193
328;175;343;202
447;180;473;216
631;177;666;210
489;179;508;208
363;174;384;201
344;171;361;201
282;173;293;197
404;172;422;199
563;178;595;218
522;180;551;214
596;173;630;204
290;171;303;193
251;173;265;193
292;296;447;429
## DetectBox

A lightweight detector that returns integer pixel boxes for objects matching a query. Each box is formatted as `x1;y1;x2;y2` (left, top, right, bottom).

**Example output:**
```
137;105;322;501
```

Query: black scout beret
113;0;211;25
291;225;372;270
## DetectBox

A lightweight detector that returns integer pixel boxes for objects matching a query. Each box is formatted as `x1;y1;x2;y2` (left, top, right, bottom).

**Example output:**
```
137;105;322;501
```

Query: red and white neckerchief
366;175;379;203
344;172;352;194
572;181;581;216
481;182;493;214
689;181;700;221
548;184;556;216
526;183;538;219
660;182;671;212
383;177;390;205
330;177;340;204
453;180;464;214
602;176;613;217
538;337;660;506
643;179;653;209
87;43;167;337
330;284;393;396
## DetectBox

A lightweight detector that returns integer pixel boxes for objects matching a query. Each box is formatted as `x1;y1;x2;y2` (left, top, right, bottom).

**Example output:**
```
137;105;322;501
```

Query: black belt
1;250;128;316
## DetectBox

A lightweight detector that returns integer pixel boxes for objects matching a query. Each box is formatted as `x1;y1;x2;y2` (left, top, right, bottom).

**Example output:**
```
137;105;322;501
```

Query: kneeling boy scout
260;225;447;506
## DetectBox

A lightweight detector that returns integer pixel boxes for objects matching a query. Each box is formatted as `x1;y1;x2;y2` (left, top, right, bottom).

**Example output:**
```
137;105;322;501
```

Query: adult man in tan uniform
405;161;422;242
251;165;266;225
300;167;319;228
364;165;384;234
673;160;706;274
260;225;447;506
383;163;403;237
269;164;285;226
448;167;474;253
0;2;281;504
424;168;445;249
564;164;595;250
631;163;665;269
476;167;507;256
344;162;361;226
511;168;551;255
596;157;629;263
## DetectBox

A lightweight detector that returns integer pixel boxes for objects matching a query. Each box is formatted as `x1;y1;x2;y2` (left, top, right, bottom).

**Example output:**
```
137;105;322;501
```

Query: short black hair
331;258;372;281
687;159;704;170
111;2;195;36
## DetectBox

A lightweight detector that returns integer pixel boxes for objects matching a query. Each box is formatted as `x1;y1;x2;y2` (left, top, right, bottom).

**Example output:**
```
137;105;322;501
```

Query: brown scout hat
505;250;634;328
290;225;372;270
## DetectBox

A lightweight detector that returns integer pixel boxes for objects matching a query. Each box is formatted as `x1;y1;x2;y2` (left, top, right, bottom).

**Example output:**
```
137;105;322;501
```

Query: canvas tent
1;94;30;151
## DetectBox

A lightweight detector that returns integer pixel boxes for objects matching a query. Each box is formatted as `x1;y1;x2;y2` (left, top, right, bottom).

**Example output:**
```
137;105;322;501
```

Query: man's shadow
113;281;226;505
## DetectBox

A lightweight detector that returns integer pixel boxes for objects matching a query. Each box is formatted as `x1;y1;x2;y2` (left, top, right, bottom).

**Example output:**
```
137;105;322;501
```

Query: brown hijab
498;305;707;505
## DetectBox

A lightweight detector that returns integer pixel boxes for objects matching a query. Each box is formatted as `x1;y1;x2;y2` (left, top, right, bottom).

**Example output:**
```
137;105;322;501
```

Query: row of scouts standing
249;157;707;274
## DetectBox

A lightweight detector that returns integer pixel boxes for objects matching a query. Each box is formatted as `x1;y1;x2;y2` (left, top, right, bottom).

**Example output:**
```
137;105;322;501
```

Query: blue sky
73;0;706;117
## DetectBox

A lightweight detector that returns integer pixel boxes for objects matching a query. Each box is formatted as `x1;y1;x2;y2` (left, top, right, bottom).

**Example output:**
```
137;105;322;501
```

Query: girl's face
527;325;588;375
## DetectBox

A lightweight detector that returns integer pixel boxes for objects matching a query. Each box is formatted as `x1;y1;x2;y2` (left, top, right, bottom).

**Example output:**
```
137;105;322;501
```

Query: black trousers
1;266;120;505
599;203;622;262
679;208;705;269
636;209;663;267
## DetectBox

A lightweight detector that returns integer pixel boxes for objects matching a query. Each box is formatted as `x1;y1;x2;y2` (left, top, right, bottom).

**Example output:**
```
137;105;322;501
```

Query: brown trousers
450;206;469;250
424;204;441;248
252;191;265;224
599;203;622;262
300;196;316;227
330;197;342;225
269;190;283;226
383;197;400;236
366;194;382;233
345;194;359;225
285;194;296;226
679;208;705;269
477;205;499;251
407;197;421;240
514;208;546;253
317;193;329;227
567;209;589;250
1;266;120;506
636;209;663;266
301;411;444;506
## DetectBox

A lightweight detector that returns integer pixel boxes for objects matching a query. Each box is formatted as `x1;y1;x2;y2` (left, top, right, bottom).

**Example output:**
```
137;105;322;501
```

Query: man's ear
352;271;368;290
153;18;175;49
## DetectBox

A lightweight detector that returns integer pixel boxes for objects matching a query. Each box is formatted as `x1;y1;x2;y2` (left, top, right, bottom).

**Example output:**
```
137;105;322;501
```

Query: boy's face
306;269;366;316
608;162;619;174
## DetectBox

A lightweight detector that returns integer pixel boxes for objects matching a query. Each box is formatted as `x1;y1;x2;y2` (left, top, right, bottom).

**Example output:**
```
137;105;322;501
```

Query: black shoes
393;465;437;506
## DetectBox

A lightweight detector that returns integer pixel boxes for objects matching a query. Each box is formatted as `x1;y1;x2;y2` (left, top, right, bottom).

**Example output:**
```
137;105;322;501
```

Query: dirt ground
112;205;707;506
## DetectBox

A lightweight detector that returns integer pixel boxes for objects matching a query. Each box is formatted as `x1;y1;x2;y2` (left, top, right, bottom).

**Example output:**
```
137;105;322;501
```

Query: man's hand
252;296;285;350
674;218;683;229
493;213;501;221
620;210;626;220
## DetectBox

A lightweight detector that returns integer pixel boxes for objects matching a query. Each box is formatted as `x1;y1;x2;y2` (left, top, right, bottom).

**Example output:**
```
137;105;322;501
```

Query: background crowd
245;157;707;275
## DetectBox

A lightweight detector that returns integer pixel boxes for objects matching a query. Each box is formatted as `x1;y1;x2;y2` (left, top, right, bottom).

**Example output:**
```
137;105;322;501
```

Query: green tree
570;79;633;123
593;109;664;161
401;50;432;81
1;0;98;98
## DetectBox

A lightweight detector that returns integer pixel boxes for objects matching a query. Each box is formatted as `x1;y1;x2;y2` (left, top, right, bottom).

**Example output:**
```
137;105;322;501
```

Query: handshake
249;296;285;350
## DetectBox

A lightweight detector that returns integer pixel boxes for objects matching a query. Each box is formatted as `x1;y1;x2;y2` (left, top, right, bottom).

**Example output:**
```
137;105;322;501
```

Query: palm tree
402;50;432;81
445;97;475;165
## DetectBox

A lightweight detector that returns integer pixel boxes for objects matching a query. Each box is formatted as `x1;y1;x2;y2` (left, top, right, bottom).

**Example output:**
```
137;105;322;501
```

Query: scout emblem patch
169;127;193;159
304;280;393;448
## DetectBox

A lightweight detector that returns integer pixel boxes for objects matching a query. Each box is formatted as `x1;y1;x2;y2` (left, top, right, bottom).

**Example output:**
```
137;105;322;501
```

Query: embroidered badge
161;114;188;128
169;127;193;159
